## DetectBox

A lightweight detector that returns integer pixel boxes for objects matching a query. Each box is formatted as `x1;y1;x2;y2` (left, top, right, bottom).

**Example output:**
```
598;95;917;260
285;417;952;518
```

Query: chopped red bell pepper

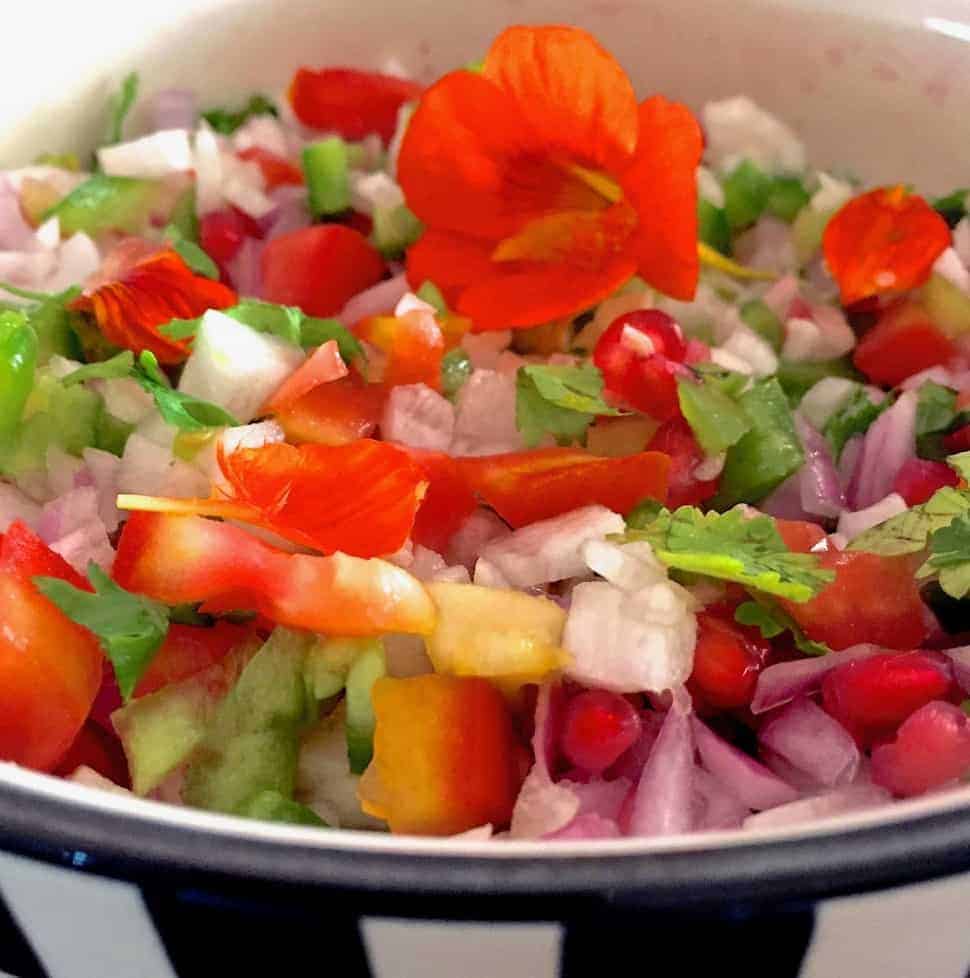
261;225;385;317
822;186;950;307
407;449;478;554
272;372;386;445
237;146;304;190
288;67;422;142
357;311;445;390
199;207;264;280
457;448;670;527
359;674;523;834
853;300;957;387
262;339;349;414
113;512;435;636
0;522;103;771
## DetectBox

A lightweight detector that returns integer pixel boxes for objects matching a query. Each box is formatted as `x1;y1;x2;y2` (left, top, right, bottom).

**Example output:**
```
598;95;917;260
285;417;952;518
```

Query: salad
1;23;969;841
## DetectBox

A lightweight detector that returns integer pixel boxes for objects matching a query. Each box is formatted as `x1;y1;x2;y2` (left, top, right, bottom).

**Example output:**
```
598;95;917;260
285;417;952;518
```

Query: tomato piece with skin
646;416;717;508
54;721;130;787
261;225;385;317
357;312;445;390
200;207;264;279
593;309;687;422
273;372;386;446
560;689;642;774
457;447;670;528
0;522;103;771
821;651;954;747
288;67;423;142
262;340;348;414
360;674;523;834
237;146;304;190
688;609;769;710
776;520;928;651
113;512;435;636
853;300;958;387
407;449;478;554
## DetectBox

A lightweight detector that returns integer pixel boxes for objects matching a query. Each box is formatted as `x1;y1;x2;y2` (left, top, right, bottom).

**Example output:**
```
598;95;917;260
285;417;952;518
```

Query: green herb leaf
34;563;169;701
441;347;471;399
739;299;783;352
849;486;970;556
416;280;448;316
824;386;889;459
105;72;139;146
734;598;831;656
133;350;239;432
917;381;958;436
623;505;835;601
515;362;622;448
715;378;804;507
61;350;134;387
677;373;751;456
164;224;219;280
201;93;278;135
697;198;731;256
917;511;970;599
933;188;969;228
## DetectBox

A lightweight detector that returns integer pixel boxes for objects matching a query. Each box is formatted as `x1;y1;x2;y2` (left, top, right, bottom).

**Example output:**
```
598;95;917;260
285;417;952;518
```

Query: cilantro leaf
735;599;830;656
164;224;219;280
676;373;750;456
202;94;278;135
133;350;239;432
824;387;889;459
61;350;134;387
849;486;970;556
33;563;169;700
105;72;139;146
917;511;970;599
623;506;835;602
916;381;958;436
515;362;621;448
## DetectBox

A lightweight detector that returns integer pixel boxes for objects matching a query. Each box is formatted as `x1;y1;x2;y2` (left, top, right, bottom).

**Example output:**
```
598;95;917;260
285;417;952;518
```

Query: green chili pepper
0;310;38;444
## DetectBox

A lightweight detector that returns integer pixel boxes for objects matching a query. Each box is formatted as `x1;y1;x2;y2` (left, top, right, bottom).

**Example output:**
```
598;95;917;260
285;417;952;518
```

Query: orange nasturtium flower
822;186;950;307
398;25;703;332
70;239;237;364
117;439;428;559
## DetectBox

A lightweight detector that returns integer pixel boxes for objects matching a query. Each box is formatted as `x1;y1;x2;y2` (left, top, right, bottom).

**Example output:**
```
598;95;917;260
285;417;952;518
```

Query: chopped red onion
450;370;525;457
627;690;694;837
446;509;510;570
150;89;197;133
0;175;36;251
733;216;796;275
37;486;100;544
795;413;845;518
846;390;917;510
944;646;970;694
262;185;311;240
752;643;883;714
562;775;632;821
759;697;860;787
691;766;750;830
761;273;799;320
381;383;455;452
49;519;115;574
226;236;263;297
609;711;665;781
544;813;621;840
836;492;908;542
461;330;512;370
337;273;409;326
900;365;957;392
743;784;891;830
0;482;41;532
692;717;799;810
761;471;811;521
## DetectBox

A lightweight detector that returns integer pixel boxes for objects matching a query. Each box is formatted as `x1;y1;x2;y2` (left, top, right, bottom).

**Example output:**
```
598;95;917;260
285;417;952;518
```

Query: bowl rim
2;765;970;905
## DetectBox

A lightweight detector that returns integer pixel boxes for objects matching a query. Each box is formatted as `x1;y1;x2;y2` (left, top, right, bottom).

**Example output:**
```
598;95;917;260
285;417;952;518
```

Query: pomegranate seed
821;651;954;747
200;207;264;267
892;458;959;506
871;700;970;797
646;417;718;508
688;611;769;710
561;690;642;773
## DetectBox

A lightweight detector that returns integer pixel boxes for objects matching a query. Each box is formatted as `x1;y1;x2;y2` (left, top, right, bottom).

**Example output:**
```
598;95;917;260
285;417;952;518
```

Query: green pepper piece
0;310;37;445
44;174;161;236
697;198;732;256
303;138;351;217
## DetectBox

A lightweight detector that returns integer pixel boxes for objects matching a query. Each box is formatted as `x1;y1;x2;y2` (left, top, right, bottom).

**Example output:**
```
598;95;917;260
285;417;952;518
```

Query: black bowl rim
2;772;970;911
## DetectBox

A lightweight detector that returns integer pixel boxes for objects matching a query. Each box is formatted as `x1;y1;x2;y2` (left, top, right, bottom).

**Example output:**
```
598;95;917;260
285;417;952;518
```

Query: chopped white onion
98;129;193;179
702;95;806;174
447;509;511;570
810;172;854;214
337;273;409;326
933;246;970;294
460;331;512;370
719;323;778;376
450;369;526;456
231;115;290;159
743;784;890;830
799;377;857;430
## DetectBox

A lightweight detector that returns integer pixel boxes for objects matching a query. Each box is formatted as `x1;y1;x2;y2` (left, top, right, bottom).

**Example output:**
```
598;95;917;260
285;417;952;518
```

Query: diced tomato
273;372;386;445
871;700;970;797
853;300;957;387
688;610;769;710
593;309;687;422
408;449;478;554
54;721;130;788
774;518;827;552
892;458;960;506
457;447;670;528
344;211;374;238
288;67;422;142
360;674;523;834
261;225;385;317
113;512;435;636
821;651;954;747
646;416;717;508
0;522;103;771
262;339;349;414
357;311;445;390
560;690;642;773
199;207;264;278
237;146;304;190
777;520;928;651
943;424;970;454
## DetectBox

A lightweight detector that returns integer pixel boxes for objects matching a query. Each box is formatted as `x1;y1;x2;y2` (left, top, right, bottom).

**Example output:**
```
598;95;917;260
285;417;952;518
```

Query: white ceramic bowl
1;3;969;977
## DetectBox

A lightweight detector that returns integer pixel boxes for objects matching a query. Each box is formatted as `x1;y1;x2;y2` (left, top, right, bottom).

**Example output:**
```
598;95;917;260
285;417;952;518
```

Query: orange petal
398;70;602;241
622;96;703;300
483;25;639;175
262;339;348;414
458;251;637;331
405;229;496;307
71;242;237;364
822;186;951;306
